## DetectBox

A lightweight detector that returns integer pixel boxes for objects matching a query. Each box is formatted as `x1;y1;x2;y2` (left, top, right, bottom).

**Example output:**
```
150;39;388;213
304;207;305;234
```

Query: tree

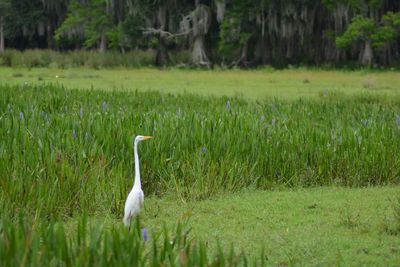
55;0;113;52
336;15;376;65
139;0;176;65
218;0;252;66
40;0;69;49
0;0;10;53
336;12;400;65
178;0;212;67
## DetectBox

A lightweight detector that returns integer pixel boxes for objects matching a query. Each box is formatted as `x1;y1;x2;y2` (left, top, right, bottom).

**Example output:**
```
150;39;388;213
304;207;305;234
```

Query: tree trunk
233;42;249;67
192;35;210;67
237;41;249;67
99;34;107;53
155;4;169;65
46;23;55;49
156;36;169;66
360;40;373;66
0;16;4;53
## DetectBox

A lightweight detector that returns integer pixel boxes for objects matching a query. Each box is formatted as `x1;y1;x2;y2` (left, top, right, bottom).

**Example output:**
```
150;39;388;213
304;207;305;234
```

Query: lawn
142;186;400;266
1;67;400;99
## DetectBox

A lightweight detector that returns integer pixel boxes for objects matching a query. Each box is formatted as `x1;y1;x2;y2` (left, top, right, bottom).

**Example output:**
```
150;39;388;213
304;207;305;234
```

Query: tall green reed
0;216;262;267
1;84;400;220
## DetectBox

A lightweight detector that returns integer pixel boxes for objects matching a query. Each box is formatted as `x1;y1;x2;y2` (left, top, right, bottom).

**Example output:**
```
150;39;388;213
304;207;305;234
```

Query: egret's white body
123;135;152;227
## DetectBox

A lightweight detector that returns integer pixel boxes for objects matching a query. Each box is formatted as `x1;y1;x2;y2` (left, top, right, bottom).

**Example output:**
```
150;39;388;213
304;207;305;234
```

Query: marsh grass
0;49;191;69
0;216;264;267
1;84;400;220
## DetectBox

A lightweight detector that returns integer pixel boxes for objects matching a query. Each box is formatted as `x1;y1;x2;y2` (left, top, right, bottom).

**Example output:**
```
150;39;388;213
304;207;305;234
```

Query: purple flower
141;228;148;241
361;119;369;126
19;112;24;120
396;115;400;125
226;100;231;110
72;130;76;139
271;117;276;126
201;146;207;154
102;101;107;111
80;107;84;117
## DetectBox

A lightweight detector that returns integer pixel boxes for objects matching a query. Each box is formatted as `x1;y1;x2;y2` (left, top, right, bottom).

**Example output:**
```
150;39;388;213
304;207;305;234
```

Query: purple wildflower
72;130;77;139
361;119;369;126
396;115;400;125
226;100;231;110
19;112;24;120
271;117;276;126
201;146;207;154
80;107;84;117
102;101;107;111
141;228;148;241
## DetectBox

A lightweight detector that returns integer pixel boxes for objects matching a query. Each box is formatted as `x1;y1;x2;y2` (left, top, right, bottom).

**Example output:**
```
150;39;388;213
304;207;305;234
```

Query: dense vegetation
1;216;267;266
1;0;400;67
1;83;400;266
1;83;400;221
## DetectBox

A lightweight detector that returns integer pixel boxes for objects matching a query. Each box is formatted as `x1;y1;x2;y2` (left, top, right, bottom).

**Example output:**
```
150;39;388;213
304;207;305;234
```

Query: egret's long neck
133;141;141;189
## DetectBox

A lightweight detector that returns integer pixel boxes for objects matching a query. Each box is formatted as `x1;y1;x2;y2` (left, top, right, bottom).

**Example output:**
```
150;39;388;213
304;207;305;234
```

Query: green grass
1;78;400;266
2;187;400;266
1;67;400;99
143;186;400;265
2;84;400;220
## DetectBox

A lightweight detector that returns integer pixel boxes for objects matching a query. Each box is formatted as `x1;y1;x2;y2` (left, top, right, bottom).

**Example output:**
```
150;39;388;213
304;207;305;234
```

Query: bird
123;135;152;227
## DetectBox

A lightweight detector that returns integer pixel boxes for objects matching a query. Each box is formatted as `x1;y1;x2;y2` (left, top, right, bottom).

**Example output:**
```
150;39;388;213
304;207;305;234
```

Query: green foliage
337;12;400;52
2;0;45;39
0;216;263;266
55;0;113;49
1;84;400;220
119;15;144;48
336;16;375;49
371;26;397;48
218;0;253;63
383;12;400;28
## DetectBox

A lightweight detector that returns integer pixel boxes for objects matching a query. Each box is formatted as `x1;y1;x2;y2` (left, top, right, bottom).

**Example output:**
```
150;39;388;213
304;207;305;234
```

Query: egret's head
135;135;153;142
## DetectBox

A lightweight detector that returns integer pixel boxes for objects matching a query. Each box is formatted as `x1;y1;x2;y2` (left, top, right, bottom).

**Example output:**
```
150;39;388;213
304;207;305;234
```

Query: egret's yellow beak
143;136;153;140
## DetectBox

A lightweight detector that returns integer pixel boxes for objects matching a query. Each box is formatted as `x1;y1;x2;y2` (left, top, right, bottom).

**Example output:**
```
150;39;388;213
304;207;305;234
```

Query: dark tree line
0;0;399;67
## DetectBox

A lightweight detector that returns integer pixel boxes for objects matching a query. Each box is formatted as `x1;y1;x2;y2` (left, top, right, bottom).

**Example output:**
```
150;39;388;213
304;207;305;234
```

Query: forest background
0;0;400;68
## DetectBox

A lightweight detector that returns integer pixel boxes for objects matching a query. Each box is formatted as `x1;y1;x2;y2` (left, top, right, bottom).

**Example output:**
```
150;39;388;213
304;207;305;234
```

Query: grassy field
2;187;400;266
145;186;400;265
1;69;400;266
1;67;400;99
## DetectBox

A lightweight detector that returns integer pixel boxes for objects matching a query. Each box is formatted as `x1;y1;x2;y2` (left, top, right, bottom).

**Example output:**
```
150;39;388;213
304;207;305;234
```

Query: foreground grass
2;187;400;266
1;67;400;99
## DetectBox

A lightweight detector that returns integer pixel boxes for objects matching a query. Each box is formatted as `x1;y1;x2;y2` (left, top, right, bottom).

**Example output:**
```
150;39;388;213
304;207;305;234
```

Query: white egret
123;135;152;227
